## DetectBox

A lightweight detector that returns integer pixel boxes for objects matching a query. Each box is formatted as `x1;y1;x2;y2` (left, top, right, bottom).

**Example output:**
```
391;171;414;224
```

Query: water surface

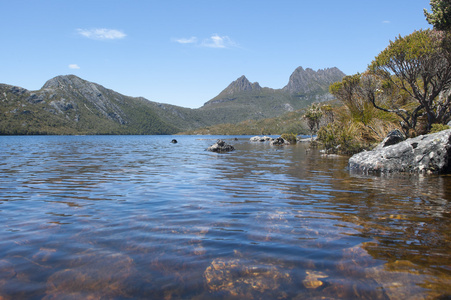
0;135;450;299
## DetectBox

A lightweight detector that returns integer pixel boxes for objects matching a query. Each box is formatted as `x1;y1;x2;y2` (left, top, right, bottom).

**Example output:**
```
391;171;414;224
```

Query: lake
0;135;450;299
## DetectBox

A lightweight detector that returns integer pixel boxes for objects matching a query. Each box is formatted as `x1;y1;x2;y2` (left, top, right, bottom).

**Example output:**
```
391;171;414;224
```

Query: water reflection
0;135;450;299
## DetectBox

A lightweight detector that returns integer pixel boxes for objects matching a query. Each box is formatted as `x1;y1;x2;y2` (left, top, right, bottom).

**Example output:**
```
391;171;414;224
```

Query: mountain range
0;67;345;135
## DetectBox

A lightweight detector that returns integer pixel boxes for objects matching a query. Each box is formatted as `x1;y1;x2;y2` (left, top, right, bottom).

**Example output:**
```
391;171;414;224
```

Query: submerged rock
302;270;328;289
44;251;135;300
207;140;235;153
349;129;451;174
204;258;291;298
365;260;451;300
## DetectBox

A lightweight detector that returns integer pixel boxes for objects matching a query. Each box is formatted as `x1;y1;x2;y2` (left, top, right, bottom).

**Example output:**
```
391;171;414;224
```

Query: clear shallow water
0;135;450;299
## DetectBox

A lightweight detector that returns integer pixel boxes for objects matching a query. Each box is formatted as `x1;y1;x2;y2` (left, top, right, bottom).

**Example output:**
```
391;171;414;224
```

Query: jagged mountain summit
199;66;345;123
204;75;262;107
283;67;346;95
203;67;345;108
220;75;262;95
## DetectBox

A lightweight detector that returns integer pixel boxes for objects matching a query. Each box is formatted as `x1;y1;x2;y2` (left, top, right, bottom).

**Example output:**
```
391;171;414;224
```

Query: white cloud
201;34;237;48
77;28;126;40
382;20;391;24
173;36;198;44
68;64;80;69
173;34;238;49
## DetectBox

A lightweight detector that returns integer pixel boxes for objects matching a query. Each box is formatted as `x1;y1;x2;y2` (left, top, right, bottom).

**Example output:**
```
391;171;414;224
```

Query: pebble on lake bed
302;270;328;289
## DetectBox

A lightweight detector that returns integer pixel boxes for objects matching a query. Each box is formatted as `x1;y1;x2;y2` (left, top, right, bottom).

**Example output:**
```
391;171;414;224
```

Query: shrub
317;121;366;155
429;123;451;133
281;133;297;144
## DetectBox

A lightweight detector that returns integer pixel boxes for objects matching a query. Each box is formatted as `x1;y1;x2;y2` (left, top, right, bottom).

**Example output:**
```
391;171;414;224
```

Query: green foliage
369;29;451;133
281;133;297;144
430;123;451;133
317;122;365;155
303;103;324;136
320;104;334;123
370;30;436;69
316;30;451;152
424;0;451;31
328;73;378;125
319;73;404;153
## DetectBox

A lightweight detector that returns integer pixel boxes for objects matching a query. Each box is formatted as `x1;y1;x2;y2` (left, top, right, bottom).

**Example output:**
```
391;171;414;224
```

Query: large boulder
349;129;451;173
207;140;235;153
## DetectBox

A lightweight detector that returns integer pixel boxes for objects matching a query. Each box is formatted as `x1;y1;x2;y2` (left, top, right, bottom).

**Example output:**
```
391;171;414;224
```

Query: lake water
0;135;450;299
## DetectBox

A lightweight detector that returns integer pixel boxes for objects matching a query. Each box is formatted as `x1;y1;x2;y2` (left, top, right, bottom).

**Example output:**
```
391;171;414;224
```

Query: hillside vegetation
180;109;314;135
314;3;451;154
0;77;180;135
0;67;345;135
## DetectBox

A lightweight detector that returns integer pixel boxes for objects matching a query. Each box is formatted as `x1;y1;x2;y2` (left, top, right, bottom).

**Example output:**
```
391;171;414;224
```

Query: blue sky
1;0;432;108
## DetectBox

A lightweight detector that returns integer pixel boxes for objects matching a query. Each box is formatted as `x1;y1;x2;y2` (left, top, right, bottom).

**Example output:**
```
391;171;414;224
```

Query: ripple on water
0;135;450;299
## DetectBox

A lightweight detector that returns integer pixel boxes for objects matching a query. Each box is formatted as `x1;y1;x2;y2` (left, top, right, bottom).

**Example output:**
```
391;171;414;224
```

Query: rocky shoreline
348;129;451;174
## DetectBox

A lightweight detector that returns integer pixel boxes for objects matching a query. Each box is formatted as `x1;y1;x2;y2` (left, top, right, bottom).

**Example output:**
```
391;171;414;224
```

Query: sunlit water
0;135;450;299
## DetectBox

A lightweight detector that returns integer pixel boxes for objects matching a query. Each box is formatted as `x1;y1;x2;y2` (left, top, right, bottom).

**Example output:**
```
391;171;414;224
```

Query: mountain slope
0;75;182;135
0;66;345;135
198;67;345;124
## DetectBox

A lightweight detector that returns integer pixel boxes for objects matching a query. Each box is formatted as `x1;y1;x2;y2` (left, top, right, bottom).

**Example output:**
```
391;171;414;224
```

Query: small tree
303;103;323;137
320;104;334;124
369;29;451;133
329;74;368;123
330;74;386;136
424;0;451;31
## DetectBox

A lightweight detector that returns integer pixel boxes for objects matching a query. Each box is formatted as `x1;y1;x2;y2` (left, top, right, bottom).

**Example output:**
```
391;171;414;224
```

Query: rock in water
250;136;273;142
207;140;235;153
349;129;451;174
270;137;289;146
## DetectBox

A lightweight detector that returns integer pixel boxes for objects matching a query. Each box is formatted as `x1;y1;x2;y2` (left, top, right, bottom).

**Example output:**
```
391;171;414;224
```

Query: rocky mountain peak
221;75;262;95
42;75;87;90
283;67;345;95
41;75;127;125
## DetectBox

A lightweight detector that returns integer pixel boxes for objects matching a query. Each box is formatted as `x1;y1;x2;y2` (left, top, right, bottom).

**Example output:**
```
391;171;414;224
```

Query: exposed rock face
207;140;235;153
349;129;451;173
50;99;77;114
9;86;28;95
283;67;345;95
